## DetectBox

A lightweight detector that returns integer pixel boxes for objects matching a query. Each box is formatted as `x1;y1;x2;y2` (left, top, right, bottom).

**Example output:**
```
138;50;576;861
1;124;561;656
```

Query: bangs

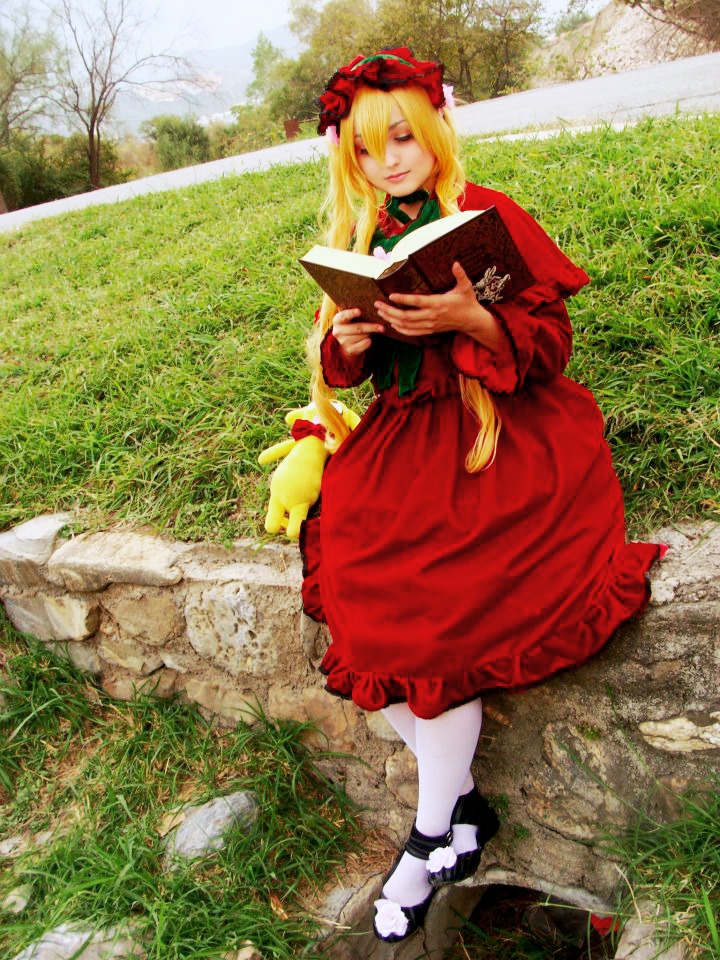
347;88;393;164
343;84;446;167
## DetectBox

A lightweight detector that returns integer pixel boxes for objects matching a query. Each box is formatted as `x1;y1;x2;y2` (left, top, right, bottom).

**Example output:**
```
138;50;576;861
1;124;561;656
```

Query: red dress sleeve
451;183;589;393
320;330;372;388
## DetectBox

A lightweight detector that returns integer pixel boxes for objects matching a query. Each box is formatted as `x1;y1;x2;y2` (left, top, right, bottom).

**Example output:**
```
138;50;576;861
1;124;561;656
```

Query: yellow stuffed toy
258;401;361;539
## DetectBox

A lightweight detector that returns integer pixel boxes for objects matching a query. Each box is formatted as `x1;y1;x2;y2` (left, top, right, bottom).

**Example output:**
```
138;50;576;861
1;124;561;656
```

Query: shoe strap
406;822;453;860
451;786;493;827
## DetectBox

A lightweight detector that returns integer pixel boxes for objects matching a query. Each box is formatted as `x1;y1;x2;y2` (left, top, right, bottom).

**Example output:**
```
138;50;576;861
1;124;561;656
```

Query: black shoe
427;786;499;887
372;822;452;943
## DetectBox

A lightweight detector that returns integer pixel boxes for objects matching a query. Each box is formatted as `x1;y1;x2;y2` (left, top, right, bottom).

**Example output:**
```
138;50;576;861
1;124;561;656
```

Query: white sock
380;699;483;907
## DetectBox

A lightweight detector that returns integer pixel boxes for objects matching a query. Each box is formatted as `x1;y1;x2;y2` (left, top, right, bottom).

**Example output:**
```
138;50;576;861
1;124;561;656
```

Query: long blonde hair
307;84;500;471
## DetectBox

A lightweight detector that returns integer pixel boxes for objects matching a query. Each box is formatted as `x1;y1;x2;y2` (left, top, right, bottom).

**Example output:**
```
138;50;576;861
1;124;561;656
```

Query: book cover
299;206;535;340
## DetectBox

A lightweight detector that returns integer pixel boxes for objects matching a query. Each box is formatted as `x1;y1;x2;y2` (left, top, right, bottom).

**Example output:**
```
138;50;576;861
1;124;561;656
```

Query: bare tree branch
46;0;203;188
0;4;55;144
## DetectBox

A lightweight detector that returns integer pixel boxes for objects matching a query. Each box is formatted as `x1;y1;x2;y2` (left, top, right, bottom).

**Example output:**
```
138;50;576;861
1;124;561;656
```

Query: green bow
371;191;441;396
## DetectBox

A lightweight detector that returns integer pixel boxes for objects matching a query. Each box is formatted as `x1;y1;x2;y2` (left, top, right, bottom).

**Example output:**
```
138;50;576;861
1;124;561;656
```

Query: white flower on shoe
426;845;457;873
373;898;409;938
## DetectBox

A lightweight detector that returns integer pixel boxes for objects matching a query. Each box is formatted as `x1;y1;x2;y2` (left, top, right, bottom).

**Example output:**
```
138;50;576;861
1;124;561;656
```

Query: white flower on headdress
325;125;340;147
373;898;409;938
442;83;455;110
426;845;457;873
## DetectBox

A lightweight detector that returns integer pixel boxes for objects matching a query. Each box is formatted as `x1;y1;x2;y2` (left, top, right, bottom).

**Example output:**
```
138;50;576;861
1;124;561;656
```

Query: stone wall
1;513;718;917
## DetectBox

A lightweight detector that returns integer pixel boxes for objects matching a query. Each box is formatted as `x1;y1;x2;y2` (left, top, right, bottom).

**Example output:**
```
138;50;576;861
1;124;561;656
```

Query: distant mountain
111;24;298;135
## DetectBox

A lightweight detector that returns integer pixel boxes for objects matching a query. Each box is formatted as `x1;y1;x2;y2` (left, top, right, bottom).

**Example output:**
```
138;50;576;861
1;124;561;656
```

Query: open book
299;206;535;340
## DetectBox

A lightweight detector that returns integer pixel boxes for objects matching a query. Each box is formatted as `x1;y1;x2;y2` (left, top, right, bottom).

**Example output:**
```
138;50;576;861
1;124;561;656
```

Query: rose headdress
318;47;449;136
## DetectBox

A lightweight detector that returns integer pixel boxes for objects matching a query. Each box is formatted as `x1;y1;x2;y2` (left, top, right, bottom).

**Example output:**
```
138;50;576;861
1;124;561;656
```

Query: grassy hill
1;113;718;542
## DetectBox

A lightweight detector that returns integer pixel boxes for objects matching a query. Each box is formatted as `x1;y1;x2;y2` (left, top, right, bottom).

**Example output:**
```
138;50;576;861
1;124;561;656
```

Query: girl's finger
334;308;362;324
334;322;383;336
385;293;438;308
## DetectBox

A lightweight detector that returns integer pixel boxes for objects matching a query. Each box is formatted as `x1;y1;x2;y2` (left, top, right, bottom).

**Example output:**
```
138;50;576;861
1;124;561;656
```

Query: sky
146;0;604;54
147;0;298;53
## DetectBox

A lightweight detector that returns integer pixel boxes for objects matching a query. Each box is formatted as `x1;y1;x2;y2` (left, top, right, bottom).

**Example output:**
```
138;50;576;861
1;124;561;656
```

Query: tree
48;0;199;189
266;0;543;121
140;114;210;171
0;5;54;144
482;0;542;96
372;0;542;100
245;32;287;106
620;0;720;47
266;0;380;120
0;4;55;211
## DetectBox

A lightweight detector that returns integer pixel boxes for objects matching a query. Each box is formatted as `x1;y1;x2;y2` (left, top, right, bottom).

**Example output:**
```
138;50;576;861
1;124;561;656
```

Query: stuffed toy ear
285;402;316;427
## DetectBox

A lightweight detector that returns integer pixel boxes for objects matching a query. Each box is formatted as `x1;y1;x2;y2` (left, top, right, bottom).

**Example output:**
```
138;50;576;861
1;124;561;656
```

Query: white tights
379;699;483;907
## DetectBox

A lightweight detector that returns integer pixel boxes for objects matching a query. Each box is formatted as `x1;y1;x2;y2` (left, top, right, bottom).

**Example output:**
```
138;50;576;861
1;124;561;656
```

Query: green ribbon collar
371;191;441;396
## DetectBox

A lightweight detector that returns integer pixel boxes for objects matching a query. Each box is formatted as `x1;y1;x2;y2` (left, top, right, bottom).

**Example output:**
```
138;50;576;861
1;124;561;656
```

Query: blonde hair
307;84;500;471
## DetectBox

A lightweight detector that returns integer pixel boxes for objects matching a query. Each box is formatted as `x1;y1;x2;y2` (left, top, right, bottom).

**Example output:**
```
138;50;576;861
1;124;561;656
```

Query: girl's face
354;100;436;197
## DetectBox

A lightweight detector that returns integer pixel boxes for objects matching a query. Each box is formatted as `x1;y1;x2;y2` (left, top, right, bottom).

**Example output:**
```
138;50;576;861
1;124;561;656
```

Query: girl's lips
387;172;409;182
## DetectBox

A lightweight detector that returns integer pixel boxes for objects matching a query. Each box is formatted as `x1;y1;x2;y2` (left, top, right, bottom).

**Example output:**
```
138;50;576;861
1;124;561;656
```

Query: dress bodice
371;336;462;406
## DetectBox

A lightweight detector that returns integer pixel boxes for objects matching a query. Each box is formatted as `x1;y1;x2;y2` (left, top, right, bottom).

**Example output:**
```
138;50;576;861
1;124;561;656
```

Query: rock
97;637;164;675
100;670;177;701
639;712;720;752
101;589;184;646
47;532;182;592
385;748;418;808
159;649;194;674
0;513;71;587
300;611;323;662
1;592;100;642
365;711;402;743
235;948;263;960
1;884;32;914
614;902;685;959
162;792;258;869
224;945;263;960
267;683;307;722
0;836;24;857
180;677;258;724
303;687;361;753
9;922;145;960
46;640;103;675
311;869;485;959
184;578;299;677
524;722;625;842
175;540;301;586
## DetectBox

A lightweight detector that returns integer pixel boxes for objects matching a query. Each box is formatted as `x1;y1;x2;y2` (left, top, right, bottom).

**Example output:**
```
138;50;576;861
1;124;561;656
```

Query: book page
301;245;386;279
389;209;485;261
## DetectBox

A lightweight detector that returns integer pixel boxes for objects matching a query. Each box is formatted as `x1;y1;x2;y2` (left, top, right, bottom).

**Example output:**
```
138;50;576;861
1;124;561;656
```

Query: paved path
2;51;719;234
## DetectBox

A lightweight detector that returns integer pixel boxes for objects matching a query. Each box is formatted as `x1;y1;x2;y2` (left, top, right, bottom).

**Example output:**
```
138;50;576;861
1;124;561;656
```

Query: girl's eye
395;134;412;143
357;145;368;155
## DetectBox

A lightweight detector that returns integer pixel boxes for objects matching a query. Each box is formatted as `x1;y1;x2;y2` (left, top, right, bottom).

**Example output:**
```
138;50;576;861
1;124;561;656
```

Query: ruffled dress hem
317;542;662;719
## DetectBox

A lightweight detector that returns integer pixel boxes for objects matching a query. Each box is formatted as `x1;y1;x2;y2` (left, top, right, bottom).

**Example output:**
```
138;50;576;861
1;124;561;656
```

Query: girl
300;48;661;943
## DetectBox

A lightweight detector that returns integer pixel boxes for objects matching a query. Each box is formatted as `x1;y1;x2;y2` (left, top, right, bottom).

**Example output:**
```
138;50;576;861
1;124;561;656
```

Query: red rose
317;48;446;133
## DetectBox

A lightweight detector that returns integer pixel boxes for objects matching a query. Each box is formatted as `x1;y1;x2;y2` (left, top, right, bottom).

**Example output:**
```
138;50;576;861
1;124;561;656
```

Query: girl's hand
332;308;384;356
375;262;502;348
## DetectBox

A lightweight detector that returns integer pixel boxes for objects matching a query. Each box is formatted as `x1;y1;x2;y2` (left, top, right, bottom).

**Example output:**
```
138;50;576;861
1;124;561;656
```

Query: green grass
606;779;720;960
0;114;718;541
0;616;359;958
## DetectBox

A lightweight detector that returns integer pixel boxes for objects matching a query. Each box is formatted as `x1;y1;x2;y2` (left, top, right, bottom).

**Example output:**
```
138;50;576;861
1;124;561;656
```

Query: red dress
301;183;660;720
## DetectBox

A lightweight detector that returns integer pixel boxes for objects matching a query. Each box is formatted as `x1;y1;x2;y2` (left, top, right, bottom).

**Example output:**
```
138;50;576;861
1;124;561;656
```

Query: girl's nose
385;145;399;167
